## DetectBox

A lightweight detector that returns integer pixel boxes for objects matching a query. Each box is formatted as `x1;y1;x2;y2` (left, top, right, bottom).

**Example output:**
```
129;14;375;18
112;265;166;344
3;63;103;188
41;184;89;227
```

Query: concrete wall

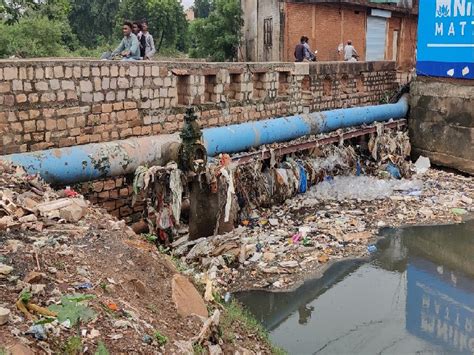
241;0;258;61
410;77;474;175
241;0;282;62
0;59;399;221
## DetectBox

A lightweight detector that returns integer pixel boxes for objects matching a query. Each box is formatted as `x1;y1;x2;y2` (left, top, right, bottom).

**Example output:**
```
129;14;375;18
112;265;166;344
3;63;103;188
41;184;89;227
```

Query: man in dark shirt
294;36;306;62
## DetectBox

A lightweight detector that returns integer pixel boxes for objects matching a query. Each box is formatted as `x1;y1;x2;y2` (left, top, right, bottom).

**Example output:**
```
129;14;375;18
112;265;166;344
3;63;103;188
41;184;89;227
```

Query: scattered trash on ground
0;161;270;354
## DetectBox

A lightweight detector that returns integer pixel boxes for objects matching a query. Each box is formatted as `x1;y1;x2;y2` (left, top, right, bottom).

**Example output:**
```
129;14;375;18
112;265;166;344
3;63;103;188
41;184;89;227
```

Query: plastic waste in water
367;245;377;253
386;163;401;179
414;156;431;174
310;176;423;201
298;164;308;193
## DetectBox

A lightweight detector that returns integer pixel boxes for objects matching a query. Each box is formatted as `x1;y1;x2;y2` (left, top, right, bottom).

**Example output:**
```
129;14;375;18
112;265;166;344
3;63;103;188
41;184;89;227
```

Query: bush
0;16;69;58
189;0;242;61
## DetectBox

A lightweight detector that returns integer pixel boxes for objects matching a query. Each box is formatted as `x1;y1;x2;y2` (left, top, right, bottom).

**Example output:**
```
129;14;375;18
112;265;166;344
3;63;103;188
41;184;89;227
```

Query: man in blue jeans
111;21;141;61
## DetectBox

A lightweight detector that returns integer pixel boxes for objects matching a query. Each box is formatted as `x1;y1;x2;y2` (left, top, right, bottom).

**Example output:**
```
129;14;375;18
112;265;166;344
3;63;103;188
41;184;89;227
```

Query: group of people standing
108;20;156;61
294;37;359;62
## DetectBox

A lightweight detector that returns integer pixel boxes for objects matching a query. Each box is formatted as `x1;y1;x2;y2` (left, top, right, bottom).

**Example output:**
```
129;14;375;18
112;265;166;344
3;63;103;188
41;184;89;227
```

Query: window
264;18;273;47
204;75;217;103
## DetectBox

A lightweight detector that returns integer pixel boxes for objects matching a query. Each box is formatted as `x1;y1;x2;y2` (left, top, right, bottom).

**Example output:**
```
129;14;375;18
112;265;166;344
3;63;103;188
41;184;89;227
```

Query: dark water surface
236;220;474;354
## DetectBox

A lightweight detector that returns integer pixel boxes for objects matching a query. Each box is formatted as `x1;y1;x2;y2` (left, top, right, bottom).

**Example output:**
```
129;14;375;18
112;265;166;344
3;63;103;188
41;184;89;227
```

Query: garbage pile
130;126;473;293
132;163;185;246
0;162;270;354
173;166;473;291
0;162;89;232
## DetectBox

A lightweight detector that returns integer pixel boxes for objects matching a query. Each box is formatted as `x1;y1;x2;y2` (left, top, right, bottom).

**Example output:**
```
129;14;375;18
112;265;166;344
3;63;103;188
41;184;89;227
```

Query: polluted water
236;219;474;355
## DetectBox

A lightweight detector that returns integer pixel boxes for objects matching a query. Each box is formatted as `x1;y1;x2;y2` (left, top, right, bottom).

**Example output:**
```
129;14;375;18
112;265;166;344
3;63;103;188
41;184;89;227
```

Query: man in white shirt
344;40;359;61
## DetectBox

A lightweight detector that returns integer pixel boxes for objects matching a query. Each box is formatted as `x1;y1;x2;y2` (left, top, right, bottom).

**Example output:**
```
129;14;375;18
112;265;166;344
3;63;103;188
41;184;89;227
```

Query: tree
194;0;211;18
115;0;147;25
69;0;120;48
0;0;36;24
148;0;188;52
36;0;70;22
189;0;242;61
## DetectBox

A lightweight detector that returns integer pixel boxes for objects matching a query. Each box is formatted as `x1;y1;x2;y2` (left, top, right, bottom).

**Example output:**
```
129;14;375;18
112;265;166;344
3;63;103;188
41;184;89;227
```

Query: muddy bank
0;162;273;354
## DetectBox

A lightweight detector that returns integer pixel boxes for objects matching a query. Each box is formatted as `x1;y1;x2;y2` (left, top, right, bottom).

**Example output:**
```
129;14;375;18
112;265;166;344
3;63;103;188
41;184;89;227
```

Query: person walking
294;36;307;62
344;40;359;61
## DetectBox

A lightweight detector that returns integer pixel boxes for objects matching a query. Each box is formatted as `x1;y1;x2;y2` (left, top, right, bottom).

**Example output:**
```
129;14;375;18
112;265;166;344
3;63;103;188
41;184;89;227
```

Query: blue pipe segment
0;96;408;184
202;95;409;155
1;134;181;185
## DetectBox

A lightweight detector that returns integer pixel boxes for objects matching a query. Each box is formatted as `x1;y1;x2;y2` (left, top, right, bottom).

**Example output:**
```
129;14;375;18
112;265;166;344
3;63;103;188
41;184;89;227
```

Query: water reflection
236;220;474;354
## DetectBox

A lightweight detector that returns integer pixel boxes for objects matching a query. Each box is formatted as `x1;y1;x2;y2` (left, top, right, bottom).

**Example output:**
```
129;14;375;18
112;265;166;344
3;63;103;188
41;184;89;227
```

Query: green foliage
20;290;32;304
69;0;119;48
64;336;82;355
194;0;212;18
143;233;158;243
94;341;110;355
48;294;96;328
193;343;204;354
0;0;37;24
189;0;243;61
0;16;70;58
34;0;71;22
153;331;168;346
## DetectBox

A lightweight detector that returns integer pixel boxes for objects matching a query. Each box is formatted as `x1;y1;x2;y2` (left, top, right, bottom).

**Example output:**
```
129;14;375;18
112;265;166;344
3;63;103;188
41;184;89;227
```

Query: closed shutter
366;16;387;61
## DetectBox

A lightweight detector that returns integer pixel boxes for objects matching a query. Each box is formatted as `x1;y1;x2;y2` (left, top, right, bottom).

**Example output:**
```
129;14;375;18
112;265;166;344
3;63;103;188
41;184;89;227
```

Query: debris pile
0;162;270;354
173;166;473;291
0;162;89;232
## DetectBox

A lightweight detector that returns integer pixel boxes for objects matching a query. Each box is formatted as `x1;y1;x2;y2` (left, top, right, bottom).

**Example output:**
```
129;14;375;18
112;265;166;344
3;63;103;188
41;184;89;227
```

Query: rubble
171;274;208;318
0;161;272;354
0;162;90;233
0;307;11;325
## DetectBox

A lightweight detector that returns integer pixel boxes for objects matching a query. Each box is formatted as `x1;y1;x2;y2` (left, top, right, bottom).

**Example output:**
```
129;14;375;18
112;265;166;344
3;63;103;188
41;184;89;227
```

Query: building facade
241;0;418;71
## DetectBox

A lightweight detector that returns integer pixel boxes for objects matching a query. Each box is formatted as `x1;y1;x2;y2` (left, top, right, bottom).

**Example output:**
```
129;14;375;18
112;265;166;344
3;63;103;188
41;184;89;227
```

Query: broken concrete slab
59;202;86;223
171;274;208;318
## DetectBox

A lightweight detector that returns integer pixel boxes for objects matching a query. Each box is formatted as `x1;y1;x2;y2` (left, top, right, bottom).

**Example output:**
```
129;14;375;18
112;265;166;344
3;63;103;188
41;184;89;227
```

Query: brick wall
284;3;417;71
0;59;398;221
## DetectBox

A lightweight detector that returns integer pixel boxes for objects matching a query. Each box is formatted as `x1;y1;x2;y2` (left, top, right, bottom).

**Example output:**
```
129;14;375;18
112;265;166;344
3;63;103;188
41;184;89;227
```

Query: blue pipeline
202;95;409;155
1;134;181;185
0;96;408;184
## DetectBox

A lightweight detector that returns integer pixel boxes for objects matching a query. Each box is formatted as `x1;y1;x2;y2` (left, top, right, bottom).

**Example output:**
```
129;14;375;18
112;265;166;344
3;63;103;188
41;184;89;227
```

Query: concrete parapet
409;77;474;175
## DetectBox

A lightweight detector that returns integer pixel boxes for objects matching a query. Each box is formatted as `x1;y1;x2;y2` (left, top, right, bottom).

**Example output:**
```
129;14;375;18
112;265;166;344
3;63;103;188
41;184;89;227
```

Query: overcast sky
182;0;194;9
